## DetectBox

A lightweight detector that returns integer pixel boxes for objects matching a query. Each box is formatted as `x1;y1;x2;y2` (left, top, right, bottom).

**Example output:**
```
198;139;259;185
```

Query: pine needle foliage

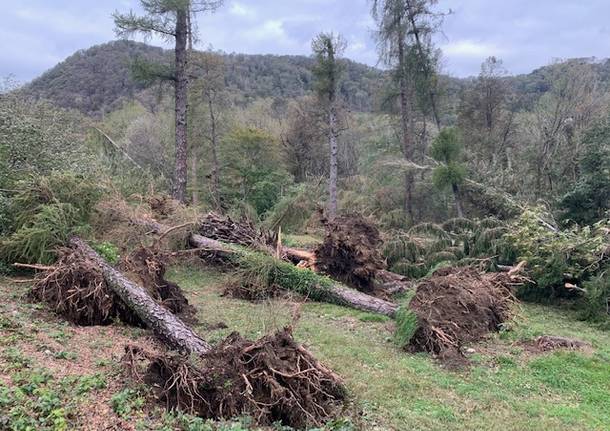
393;290;418;349
0;173;103;265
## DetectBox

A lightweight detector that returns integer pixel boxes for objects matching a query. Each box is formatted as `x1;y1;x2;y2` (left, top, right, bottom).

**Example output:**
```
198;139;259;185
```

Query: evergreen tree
113;0;222;203
430;128;466;217
312;33;346;219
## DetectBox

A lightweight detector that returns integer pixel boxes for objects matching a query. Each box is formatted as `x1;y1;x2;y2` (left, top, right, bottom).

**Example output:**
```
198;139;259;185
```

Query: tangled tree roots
198;212;277;251
407;267;521;366
315;213;386;292
121;247;196;321
125;327;345;429
30;247;195;326
29;248;142;326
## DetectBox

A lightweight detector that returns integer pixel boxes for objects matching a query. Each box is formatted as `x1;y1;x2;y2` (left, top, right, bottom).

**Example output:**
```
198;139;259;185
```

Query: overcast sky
1;0;610;83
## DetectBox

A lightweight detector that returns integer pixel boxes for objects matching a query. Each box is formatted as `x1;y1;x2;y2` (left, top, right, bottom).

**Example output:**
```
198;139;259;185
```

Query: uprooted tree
31;236;346;428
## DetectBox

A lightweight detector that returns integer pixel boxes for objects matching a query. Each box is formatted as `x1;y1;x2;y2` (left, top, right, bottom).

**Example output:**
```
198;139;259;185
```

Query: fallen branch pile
198;212;277;252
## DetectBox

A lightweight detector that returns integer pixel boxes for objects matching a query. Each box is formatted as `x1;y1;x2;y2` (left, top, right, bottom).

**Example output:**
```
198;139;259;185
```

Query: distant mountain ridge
22;40;610;117
23;40;384;115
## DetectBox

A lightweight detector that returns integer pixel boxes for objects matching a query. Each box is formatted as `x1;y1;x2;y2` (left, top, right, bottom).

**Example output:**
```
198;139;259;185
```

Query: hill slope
23;40;384;115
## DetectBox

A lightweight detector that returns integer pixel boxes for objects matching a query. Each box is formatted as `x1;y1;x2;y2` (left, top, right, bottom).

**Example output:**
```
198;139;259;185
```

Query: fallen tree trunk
69;237;211;355
187;234;399;318
132;217;399;318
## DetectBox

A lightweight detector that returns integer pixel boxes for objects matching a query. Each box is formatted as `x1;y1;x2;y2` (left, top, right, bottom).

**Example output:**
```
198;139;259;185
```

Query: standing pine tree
430;128;467;217
371;0;444;222
311;33;346;219
113;0;222;203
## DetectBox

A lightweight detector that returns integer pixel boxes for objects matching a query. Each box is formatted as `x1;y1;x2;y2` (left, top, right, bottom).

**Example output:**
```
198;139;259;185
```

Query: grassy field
1;265;609;430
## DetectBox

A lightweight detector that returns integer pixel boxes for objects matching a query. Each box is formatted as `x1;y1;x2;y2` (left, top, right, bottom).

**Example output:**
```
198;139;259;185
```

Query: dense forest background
8;39;609;224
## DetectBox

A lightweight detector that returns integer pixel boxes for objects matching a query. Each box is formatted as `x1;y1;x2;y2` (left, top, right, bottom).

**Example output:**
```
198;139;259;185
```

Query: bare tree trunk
328;108;338;218
398;35;414;222
187;7;198;206
172;8;189;203
191;150;199;205
209;98;221;212
404;0;441;130
452;183;464;218
70;237;210;355
187;233;398;317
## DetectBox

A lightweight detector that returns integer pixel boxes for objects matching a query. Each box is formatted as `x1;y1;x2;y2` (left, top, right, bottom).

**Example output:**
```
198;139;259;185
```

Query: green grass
1;267;609;430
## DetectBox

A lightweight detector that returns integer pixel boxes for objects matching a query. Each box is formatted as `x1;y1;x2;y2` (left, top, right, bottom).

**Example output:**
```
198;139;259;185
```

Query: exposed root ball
315;213;386;292
198;212;277;251
147;194;181;218
30;247;195;326
121;247;195;320
29;248;142;326
126;328;345;429
407;267;519;365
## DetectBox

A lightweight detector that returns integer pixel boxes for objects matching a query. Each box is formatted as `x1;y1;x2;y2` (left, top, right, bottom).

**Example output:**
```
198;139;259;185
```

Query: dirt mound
198;212;277;250
407;267;519;366
30;247;195;326
315;213;386;292
125;327;345;429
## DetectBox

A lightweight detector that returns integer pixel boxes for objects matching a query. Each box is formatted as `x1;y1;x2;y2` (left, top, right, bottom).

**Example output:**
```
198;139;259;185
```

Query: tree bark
397;32;414;222
187;233;399;318
328;108;338;218
452;183;464;218
69;237;211;355
209;97;221;212
172;8;189;203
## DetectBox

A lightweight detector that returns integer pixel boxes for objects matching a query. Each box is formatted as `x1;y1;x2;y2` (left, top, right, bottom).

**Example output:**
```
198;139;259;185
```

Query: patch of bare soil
520;335;591;354
124;327;346;430
315;213;386;292
408;267;523;367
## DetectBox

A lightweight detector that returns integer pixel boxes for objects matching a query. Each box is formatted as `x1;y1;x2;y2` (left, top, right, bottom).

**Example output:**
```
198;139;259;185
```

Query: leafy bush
91;241;120;265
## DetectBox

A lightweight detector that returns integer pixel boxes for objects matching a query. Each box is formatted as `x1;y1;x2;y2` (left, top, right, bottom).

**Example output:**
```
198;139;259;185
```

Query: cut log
69;237;211;355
